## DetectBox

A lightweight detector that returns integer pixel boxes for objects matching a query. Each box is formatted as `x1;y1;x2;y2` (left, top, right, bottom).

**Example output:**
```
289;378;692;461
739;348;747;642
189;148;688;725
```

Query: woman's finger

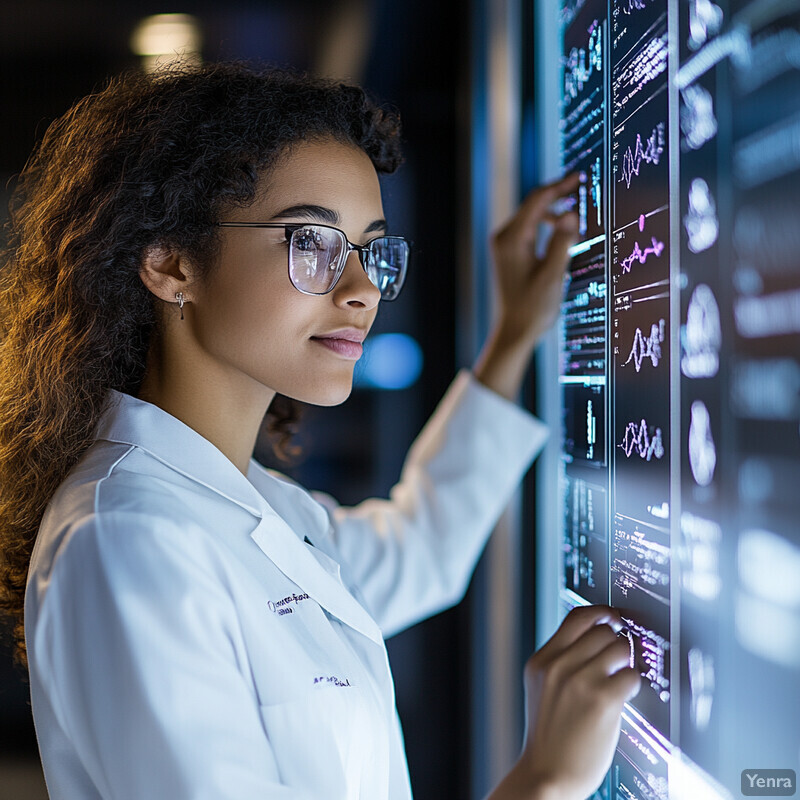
543;622;622;678
539;212;580;273
499;173;581;243
537;605;624;659
573;635;634;682
606;665;643;702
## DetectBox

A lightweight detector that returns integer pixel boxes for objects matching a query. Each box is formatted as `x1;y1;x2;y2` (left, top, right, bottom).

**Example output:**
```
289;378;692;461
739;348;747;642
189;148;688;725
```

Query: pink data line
619;124;665;188
621;236;666;273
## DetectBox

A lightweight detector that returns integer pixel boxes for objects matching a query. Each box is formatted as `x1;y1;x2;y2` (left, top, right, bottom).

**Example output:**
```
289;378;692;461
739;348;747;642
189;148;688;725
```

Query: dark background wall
0;1;475;797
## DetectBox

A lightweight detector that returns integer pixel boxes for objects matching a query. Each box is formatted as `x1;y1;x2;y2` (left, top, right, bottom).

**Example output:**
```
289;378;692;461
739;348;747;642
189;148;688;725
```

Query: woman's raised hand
473;174;580;401
487;605;641;800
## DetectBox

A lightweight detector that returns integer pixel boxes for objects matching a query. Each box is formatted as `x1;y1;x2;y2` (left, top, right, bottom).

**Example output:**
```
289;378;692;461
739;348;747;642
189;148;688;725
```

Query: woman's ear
138;245;197;305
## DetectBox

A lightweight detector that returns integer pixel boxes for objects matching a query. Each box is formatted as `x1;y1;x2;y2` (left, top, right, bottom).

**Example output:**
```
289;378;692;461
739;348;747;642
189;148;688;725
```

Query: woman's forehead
250;139;384;221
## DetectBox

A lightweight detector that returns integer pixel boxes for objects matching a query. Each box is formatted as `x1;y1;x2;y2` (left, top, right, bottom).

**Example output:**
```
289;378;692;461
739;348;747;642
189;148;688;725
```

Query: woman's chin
286;377;355;408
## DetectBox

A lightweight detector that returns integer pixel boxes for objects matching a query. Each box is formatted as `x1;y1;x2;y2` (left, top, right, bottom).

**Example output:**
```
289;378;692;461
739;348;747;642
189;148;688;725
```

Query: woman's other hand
487;605;641;800
473;173;580;401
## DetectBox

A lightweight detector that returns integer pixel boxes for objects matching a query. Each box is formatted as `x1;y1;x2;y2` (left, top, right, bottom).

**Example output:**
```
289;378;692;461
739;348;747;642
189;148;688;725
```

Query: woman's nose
332;250;382;309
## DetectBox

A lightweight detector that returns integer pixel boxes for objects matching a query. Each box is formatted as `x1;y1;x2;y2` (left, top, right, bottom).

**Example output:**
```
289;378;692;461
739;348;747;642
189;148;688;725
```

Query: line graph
619;122;665;188
618;420;665;460
622;319;665;371
620;236;666;273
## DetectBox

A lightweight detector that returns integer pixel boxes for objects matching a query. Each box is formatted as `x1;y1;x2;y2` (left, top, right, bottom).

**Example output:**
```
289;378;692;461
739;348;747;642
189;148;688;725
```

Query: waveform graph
681;284;721;379
613;297;670;523
618;122;665;188
620;230;666;275
611;9;669;230
613;409;670;522
612;205;669;299
621;318;665;371
619;419;665;461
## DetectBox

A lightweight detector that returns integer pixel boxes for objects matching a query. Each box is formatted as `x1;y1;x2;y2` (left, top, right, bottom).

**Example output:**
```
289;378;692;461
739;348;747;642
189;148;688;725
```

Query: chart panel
549;1;800;798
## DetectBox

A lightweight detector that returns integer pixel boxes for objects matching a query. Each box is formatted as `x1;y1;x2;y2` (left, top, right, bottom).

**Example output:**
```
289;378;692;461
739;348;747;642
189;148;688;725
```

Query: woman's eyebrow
364;219;388;233
270;204;339;224
270;204;388;233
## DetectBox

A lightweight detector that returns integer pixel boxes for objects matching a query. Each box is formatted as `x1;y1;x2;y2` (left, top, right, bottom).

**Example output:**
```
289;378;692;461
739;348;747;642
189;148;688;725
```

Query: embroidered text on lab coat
267;592;310;616
313;675;352;687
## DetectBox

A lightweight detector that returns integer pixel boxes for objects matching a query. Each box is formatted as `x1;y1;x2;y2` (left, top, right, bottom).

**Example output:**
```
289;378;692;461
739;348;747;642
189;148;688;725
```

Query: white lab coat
25;369;547;800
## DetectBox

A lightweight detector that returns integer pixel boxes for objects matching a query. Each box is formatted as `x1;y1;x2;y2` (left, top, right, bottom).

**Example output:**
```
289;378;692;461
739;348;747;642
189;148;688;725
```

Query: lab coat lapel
249;512;383;646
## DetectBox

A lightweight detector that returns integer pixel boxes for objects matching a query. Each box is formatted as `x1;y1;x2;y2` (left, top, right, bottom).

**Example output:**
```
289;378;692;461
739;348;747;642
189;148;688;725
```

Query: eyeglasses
216;222;410;301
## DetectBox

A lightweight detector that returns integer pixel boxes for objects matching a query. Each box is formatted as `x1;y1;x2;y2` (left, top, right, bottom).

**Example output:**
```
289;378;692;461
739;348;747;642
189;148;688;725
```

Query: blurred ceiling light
314;0;372;82
130;14;202;73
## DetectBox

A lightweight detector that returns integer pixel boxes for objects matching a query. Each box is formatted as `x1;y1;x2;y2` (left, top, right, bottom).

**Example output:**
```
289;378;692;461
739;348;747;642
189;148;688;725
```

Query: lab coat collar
96;390;383;645
246;463;383;644
249;511;383;645
96;390;269;518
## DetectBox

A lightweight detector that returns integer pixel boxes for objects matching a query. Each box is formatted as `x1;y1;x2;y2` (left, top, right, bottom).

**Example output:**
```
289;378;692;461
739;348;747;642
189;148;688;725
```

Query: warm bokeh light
130;14;202;72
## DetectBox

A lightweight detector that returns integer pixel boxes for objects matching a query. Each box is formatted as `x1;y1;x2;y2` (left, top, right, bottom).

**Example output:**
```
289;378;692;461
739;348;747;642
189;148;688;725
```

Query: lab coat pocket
258;682;382;800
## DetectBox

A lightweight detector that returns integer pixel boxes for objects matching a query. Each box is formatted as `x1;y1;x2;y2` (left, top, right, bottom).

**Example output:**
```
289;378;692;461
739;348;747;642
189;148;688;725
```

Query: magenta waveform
623;319;665;371
619;123;665;188
618;420;665;460
620;236;666;273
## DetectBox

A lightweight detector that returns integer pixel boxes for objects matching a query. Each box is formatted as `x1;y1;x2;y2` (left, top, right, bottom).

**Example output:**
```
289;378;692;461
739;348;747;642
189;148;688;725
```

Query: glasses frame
216;221;409;301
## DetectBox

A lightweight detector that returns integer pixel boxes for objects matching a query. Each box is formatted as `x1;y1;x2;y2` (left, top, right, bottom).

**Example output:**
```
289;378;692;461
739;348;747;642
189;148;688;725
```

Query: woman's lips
311;330;364;361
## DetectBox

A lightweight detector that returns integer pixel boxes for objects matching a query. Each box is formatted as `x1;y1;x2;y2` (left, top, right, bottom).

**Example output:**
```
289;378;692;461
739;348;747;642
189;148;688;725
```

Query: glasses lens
288;226;345;294
365;237;409;301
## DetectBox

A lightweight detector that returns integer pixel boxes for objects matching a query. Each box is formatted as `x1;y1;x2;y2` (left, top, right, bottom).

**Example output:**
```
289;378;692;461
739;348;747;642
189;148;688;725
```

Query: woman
0;62;638;799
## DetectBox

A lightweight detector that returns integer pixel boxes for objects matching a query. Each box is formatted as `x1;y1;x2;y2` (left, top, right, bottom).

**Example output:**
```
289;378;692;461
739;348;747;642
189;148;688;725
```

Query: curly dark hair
0;60;403;670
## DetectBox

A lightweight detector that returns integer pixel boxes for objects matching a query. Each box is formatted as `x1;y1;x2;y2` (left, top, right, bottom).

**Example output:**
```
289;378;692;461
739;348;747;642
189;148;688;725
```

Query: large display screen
552;1;800;797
